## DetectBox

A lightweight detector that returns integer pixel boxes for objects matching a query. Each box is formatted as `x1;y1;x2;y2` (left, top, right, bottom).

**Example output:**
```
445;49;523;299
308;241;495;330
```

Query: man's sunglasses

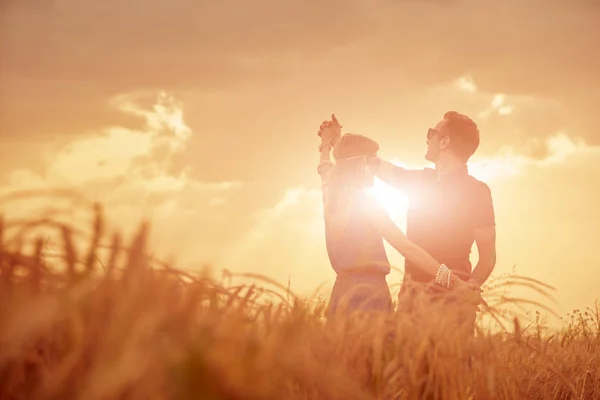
427;128;448;141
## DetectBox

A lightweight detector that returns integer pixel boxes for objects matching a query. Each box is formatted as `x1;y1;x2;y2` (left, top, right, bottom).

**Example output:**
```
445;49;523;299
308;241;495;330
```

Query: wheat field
0;199;598;400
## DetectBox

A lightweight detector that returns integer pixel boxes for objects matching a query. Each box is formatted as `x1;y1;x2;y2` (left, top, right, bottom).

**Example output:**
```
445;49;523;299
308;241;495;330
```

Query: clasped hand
317;114;342;147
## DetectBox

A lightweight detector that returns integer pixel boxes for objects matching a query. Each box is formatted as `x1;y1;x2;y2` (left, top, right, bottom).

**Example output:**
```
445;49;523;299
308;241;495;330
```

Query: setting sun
369;168;409;225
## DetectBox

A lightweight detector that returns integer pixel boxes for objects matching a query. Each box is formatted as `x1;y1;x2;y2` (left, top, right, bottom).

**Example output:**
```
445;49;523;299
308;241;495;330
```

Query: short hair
442;111;480;162
333;133;379;161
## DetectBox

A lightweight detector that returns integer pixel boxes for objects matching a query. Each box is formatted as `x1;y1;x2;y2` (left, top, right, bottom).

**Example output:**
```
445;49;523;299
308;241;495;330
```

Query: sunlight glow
369;179;408;223
368;159;409;226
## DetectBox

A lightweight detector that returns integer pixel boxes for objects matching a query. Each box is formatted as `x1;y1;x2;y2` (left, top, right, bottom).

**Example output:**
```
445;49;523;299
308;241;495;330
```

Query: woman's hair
325;133;380;214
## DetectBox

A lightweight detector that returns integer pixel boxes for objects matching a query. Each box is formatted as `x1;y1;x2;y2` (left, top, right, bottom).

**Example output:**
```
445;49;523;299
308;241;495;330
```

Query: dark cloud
374;1;599;90
1;0;599;145
1;0;376;85
0;0;378;138
359;0;600;145
3;0;598;91
0;77;145;139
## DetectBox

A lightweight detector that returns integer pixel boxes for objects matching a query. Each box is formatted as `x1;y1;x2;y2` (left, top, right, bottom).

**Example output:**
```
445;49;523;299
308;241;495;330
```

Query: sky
1;0;599;318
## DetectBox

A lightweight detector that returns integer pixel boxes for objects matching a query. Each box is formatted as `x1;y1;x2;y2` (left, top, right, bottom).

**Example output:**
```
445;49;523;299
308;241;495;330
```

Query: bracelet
435;264;455;289
317;160;334;176
435;264;446;285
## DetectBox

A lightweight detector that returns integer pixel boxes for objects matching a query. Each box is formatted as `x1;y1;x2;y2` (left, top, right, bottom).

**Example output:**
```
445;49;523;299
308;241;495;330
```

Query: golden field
0;198;598;400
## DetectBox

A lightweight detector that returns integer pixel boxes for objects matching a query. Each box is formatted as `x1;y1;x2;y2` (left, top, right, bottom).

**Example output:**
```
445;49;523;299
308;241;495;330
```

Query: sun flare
366;157;516;227
369;178;408;226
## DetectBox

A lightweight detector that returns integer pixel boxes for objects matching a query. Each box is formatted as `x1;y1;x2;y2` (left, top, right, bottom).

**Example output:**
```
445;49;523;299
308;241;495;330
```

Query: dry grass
0;199;599;400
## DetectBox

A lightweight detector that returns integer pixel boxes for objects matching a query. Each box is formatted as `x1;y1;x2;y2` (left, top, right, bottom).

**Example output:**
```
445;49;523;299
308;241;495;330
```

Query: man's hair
442;111;480;162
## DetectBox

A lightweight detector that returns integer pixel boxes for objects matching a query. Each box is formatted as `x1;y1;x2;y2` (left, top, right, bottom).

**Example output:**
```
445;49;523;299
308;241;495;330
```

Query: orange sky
1;0;599;319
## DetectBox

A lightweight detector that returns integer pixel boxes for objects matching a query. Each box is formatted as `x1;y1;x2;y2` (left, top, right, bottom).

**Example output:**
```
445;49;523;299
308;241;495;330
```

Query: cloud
0;91;242;262
421;74;591;159
218;187;332;290
378;0;599;91
476;94;516;119
469;133;600;182
455;76;478;94
327;0;600;145
2;0;599;146
0;0;378;141
0;0;377;87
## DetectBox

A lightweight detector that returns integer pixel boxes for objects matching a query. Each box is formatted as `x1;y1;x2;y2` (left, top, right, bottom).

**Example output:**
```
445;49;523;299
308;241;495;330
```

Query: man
319;111;496;336
376;112;495;294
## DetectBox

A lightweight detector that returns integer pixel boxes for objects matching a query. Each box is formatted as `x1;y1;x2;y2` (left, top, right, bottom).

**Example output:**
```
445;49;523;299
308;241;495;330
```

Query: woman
317;115;474;317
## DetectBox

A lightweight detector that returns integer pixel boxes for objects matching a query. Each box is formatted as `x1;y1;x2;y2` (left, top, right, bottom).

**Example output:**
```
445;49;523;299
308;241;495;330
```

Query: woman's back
324;194;391;276
324;194;393;317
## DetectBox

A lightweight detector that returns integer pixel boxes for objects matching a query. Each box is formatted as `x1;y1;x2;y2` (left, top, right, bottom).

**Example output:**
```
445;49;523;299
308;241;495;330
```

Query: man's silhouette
374;111;496;337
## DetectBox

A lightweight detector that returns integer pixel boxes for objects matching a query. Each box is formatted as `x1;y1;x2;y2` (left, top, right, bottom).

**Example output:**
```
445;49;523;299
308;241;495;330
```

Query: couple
317;112;496;335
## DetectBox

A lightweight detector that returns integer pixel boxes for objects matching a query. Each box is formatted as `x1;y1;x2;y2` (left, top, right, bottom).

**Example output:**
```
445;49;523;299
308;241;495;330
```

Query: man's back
397;166;495;285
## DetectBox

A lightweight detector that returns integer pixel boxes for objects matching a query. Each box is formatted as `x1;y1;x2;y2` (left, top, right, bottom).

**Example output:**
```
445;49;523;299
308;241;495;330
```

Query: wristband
317;160;334;176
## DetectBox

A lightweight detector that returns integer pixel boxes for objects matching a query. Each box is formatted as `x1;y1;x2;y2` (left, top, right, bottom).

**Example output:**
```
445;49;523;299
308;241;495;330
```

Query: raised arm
316;115;342;206
317;143;334;205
